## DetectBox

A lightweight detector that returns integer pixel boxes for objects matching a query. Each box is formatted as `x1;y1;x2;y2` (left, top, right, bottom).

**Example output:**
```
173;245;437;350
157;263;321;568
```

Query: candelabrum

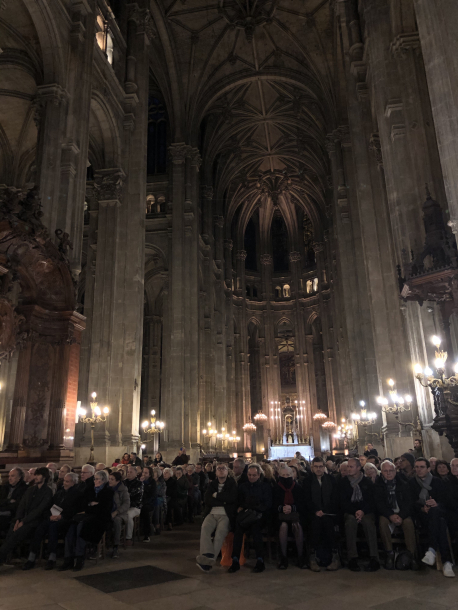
141;409;165;436
414;335;458;457
313;408;328;422
242;417;257;433
78;392;109;462
253;411;267;423
351;400;382;445
377;378;416;435
333;418;355;450
201;422;240;452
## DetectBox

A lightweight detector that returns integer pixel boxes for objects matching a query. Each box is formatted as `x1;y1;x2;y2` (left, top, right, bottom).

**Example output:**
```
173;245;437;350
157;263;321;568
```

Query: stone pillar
201;186;213;245
414;0;458;229
6;341;32;451
235;250;247;297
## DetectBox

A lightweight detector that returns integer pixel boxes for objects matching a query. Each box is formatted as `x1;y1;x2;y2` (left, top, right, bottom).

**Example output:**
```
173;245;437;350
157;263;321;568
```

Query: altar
269;443;314;461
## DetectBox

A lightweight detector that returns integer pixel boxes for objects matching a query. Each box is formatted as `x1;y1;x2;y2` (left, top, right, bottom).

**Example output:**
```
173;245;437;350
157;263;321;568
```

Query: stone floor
1;522;458;610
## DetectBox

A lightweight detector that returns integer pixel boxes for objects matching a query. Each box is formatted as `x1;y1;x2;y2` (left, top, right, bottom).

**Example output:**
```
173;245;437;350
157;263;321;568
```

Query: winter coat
176;476;190;507
237;479;272;516
142;478;157;511
79;483;114;545
203;476;238;525
339;475;375;516
303;473;338;516
0;479;28;519
15;484;53;527
124;478;144;509
373;474;413;520
112;482;130;516
48;485;82;522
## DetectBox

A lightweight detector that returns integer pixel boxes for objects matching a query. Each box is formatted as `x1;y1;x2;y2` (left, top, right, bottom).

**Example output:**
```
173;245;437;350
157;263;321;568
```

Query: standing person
163;468;177;530
364;443;378;458
175;467;190;525
140;467;157;542
273;465;306;570
153;452;164;466
23;472;81;571
0;467;53;567
413;439;424;459
108;471;130;558
196;462;237;572
228;464;272;574
172;447;190;466
304;457;340;572
339;457;379;572
373;460;418;570
130;452;142;468
152;467;166;535
0;468;27;535
122;466;144;545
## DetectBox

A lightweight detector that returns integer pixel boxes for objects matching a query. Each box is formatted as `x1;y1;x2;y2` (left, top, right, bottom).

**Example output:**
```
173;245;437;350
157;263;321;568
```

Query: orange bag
220;532;247;566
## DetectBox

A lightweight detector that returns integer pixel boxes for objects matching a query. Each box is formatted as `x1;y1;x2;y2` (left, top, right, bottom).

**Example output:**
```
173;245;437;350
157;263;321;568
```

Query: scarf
415;472;433;505
348;471;364;503
278;477;295;505
94;482;106;495
383;476;397;510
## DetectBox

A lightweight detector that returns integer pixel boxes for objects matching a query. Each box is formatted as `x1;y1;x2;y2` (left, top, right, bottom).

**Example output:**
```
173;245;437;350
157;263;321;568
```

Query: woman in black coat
273;465;306;570
61;470;114;572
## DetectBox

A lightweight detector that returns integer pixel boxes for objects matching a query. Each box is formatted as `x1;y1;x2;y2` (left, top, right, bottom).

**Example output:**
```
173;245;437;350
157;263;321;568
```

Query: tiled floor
1;522;458;610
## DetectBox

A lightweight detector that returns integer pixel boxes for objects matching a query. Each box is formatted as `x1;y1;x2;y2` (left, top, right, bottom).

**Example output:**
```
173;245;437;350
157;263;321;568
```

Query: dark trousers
233;520;264;561
166;499;176;524
309;515;337;551
0;515;12;536
344;512;379;559
0;522;37;563
64;521;86;558
418;507;451;563
140;507;153;536
185;496;195;521
29;519;70;555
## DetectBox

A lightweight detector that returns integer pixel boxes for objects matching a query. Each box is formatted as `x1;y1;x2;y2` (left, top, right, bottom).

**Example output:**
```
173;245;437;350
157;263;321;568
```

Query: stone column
6;341;32;451
201;186;214;245
414;0;458;229
235;250;247;297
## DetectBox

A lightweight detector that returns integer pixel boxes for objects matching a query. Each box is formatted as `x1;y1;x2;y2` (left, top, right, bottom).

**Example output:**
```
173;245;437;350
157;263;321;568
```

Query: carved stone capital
169;143;192;164
202;185;214;199
236;250;247;261
313;241;325;254
223;239;233;250
94;169;125;204
260;253;272;265
390;32;421;59
190;147;202;169
289;251;301;263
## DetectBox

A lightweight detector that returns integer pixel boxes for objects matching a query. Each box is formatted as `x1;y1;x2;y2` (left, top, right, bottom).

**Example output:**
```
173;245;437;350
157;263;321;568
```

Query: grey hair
82;464;95;475
234;458;245;467
11;467;24;480
278;465;293;477
163;468;173;476
65;472;79;485
364;463;378;473
381;460;396;470
247;463;262;475
94;470;108;484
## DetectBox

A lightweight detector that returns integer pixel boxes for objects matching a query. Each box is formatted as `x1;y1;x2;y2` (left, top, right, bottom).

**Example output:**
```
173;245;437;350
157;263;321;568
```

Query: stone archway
0;187;84;460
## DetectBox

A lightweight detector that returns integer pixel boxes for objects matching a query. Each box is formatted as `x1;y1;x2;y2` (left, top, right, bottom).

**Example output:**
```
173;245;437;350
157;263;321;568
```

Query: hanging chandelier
243;417;257;432
322;420;336;429
313;409;327;421
253;410;267;422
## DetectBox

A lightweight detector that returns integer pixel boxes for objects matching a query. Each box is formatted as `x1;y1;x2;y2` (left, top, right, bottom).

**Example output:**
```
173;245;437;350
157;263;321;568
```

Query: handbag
236;508;262;528
278;511;300;523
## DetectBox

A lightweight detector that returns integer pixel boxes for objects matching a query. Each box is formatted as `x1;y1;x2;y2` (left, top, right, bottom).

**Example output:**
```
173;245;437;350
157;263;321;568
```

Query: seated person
0;468;27;535
399;453;416;479
0;467;53;566
175;467;190;525
56;465;71;490
363;463;379;483
121;453;130;465
46;463;59;483
24;468;36;486
61;470;113;572
129;452;142;468
122;465;143;544
339;457;379;572
358;455;367;468
445;458;458;540
23;472;81;570
163;468;177;530
184;464;200;523
433;460;451;480
108;471;130;558
140;467;157;542
366;455;381;469
77;464;95;493
172;447;190;466
232;458;248;485
304;457;339;571
273;465;306;570
196;462;237;572
373;460;417;570
228;463;272;574
409;457;454;578
95;463;106;472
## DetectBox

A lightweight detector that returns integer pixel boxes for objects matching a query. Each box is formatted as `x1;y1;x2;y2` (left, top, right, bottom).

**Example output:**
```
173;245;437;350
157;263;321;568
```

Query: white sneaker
443;562;455;578
422;550;436;566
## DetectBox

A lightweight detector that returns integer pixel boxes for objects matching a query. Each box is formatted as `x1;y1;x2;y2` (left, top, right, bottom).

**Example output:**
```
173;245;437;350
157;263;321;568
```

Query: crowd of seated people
0;443;458;579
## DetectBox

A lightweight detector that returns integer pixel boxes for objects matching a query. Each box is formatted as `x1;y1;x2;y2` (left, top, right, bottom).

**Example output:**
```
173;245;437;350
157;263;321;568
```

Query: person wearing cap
399;453;416;480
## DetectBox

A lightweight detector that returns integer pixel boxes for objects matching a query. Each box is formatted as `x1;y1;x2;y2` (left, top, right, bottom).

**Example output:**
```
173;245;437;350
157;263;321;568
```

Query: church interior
0;0;458;468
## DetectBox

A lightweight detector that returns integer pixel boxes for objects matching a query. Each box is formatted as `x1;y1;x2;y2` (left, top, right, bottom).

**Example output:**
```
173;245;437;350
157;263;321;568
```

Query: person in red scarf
273;465;306;570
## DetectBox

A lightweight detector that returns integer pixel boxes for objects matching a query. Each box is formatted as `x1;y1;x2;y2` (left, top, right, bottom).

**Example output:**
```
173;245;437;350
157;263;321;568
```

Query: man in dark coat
445;458;458;539
172;447;190;466
196;462;238;572
129;452;142;468
228;463;272;574
76;464;95;495
339;457;379;572
22;472;81;571
304;457;339;571
409;457;454;577
232;458;249;485
374;460;417;569
364;443;378;457
0;467;53;566
0;468;28;535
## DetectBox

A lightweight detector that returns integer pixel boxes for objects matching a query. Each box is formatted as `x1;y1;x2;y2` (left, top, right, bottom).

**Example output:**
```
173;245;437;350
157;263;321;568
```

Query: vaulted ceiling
150;0;336;237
